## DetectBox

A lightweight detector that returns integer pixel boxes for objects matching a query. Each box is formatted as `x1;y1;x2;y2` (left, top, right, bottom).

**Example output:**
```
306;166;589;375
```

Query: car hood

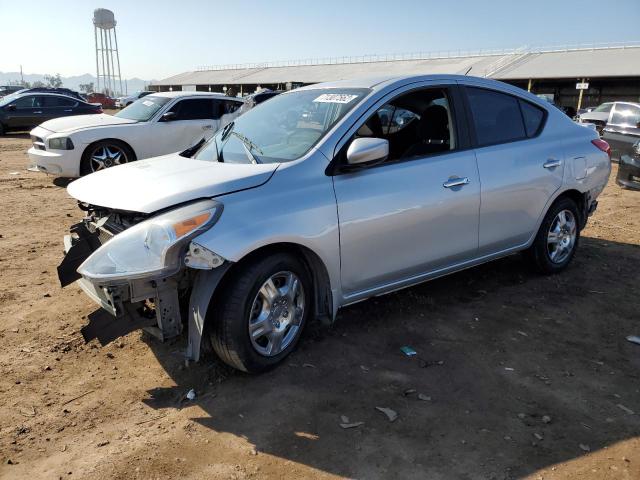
39;114;136;134
67;154;279;213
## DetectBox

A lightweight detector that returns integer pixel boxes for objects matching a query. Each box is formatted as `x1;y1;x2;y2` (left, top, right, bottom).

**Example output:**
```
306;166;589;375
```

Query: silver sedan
60;75;611;373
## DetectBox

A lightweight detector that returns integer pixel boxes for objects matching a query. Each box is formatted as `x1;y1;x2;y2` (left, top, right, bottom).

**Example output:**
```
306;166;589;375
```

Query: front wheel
209;253;311;373
524;197;580;274
80;140;135;176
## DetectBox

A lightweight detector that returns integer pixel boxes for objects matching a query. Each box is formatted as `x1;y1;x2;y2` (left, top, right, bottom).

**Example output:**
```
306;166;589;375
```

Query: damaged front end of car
58;199;229;361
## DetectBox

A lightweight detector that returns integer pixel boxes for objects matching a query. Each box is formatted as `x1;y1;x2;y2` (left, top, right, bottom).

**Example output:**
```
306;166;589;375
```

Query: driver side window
353;88;456;163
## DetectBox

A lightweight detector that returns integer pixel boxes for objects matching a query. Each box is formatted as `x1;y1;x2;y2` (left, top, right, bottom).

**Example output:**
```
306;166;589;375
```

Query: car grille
31;136;46;151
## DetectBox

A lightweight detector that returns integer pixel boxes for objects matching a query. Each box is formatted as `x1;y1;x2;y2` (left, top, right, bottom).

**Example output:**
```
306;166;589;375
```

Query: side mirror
346;137;389;166
7;104;16;111
161;111;176;122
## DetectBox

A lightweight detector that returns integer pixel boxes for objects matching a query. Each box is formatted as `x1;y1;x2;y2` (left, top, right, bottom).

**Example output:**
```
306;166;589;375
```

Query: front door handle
34;111;42;114
202;125;213;130
543;159;562;169
443;177;470;188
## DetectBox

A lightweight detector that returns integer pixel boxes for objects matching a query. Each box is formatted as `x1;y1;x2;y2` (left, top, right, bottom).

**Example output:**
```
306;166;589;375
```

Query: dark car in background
0;85;24;98
16;87;85;102
599;102;640;189
0;92;102;134
601;102;640;160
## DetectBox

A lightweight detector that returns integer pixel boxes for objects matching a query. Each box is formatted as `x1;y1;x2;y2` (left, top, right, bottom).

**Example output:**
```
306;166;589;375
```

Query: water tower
93;8;123;96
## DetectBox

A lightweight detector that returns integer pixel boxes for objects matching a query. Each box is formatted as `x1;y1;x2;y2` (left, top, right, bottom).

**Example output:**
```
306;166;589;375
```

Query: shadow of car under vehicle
82;236;640;478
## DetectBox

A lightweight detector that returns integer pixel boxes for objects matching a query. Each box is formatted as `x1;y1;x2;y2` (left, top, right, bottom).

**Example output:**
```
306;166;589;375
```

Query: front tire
80;140;135;176
209;253;312;373
525;197;580;274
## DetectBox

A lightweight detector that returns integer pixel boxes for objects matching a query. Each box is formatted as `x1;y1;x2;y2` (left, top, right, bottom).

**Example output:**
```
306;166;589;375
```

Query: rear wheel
525;197;580;274
80;140;135;176
209;253;311;373
0;122;5;135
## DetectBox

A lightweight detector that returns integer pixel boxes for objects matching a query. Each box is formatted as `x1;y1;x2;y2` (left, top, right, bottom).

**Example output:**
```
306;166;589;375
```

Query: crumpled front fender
186;264;232;362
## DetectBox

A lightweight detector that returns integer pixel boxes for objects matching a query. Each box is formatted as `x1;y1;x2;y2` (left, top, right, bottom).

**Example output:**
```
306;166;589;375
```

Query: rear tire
524;197;580;274
0;123;5;135
209;253;312;373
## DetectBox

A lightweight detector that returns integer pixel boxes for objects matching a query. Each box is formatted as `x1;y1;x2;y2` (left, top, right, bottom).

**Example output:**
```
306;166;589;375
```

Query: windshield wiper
227;131;263;164
180;137;206;158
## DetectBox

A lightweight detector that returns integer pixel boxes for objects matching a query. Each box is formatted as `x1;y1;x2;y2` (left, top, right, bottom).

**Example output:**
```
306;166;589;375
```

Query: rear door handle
64;109;72;112
34;111;42;114
543;159;562;169
202;125;213;130
443;177;470;188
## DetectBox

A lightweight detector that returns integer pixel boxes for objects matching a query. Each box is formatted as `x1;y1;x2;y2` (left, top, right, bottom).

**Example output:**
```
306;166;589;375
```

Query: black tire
0;122;5;135
524;197;581;274
80;140;136;176
209;253;312;373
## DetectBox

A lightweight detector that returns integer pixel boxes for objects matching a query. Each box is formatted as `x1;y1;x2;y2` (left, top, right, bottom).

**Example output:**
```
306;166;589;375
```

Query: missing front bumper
59;227;184;342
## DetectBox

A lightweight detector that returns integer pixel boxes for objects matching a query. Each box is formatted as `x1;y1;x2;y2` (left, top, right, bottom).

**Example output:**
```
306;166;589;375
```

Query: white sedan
28;92;244;177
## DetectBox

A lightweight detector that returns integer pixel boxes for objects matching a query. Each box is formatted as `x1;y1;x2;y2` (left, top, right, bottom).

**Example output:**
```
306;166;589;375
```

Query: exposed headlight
78;200;223;283
48;137;74;150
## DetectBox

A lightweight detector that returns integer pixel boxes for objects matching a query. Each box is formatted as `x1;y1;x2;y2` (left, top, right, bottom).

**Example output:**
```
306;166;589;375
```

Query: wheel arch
82;137;138;161
186;241;334;363
215;242;333;324
526;187;589;249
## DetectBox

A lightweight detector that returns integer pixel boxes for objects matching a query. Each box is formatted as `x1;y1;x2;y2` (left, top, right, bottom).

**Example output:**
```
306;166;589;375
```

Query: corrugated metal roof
151;46;640;87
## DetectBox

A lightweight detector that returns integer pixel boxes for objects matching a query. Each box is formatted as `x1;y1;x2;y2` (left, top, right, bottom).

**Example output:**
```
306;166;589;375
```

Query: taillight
591;138;611;160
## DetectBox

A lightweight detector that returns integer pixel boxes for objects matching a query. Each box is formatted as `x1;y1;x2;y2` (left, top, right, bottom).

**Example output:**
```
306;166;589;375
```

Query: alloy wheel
248;271;305;357
90;145;129;172
547;209;577;264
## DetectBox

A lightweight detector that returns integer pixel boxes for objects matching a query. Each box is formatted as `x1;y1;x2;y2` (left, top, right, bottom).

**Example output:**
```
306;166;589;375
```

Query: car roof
148;91;242;101
11;92;85;101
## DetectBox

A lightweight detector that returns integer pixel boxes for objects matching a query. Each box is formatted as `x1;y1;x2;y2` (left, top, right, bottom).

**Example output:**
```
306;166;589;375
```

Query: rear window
466;87;545;146
609;104;640;126
519;100;545;137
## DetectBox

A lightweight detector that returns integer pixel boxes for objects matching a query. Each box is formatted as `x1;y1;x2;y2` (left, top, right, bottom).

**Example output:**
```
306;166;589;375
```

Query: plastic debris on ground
186;389;196;401
375;406;399;422
400;346;417;356
626;335;640;346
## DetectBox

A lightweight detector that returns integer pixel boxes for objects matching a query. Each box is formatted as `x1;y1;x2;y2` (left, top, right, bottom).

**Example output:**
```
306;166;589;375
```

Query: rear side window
519;100;545;137
223;100;242;114
171;99;214;120
466;87;526;146
44;96;76;107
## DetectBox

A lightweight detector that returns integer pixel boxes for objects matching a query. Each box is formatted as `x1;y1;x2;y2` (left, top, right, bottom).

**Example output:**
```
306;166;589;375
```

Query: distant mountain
0;72;154;95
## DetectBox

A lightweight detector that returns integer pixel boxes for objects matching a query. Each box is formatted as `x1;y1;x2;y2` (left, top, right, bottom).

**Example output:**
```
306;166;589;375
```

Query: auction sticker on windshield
142;100;155;106
313;93;359;104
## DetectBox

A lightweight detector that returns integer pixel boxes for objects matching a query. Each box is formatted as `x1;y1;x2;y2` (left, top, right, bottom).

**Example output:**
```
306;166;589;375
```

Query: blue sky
1;0;639;79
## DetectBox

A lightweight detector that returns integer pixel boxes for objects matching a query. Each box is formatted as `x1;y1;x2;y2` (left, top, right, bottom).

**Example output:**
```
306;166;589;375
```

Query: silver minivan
59;75;611;373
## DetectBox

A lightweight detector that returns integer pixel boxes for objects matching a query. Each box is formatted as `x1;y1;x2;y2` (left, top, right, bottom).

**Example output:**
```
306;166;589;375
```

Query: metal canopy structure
93;8;123;96
150;43;640;88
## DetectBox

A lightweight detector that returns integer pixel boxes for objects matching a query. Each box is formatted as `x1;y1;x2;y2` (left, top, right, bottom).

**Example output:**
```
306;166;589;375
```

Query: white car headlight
49;137;74;150
78;200;223;283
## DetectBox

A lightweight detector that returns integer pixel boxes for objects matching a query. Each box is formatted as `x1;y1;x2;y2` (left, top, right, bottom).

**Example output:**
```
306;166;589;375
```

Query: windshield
192;88;370;164
593;103;613;113
115;96;171;121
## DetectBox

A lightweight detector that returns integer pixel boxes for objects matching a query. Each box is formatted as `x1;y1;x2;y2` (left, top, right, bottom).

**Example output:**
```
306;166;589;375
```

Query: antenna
93;9;123;96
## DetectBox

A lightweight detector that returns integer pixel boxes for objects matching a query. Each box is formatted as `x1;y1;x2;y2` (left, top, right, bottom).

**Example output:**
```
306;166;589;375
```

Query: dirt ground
0;132;639;480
